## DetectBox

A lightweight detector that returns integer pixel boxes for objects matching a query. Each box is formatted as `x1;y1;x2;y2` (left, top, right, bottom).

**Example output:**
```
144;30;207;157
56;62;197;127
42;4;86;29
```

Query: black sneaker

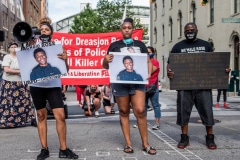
37;148;49;160
178;134;189;149
206;134;217;149
59;148;78;159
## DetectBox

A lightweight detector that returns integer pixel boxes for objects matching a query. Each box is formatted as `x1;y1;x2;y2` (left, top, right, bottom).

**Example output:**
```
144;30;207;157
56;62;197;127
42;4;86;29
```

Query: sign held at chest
169;52;230;90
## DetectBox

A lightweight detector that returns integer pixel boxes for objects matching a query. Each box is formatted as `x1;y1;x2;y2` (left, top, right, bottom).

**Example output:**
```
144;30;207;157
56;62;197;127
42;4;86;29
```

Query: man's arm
167;63;174;79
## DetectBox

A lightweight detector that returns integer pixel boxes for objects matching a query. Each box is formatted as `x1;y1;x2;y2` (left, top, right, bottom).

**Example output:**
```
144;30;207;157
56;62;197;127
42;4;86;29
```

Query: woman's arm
3;66;20;75
58;47;69;71
147;56;153;79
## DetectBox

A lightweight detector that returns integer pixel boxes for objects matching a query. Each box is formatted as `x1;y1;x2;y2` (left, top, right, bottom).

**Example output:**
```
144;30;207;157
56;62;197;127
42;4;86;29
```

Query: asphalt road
0;87;240;160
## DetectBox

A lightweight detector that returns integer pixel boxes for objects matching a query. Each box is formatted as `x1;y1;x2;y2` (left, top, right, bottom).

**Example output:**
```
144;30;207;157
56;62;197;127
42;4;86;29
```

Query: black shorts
103;99;111;107
111;83;145;96
30;87;64;110
176;90;214;126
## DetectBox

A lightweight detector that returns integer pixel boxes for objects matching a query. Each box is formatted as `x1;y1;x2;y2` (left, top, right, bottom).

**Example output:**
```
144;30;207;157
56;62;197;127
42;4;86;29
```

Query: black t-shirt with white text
171;39;213;54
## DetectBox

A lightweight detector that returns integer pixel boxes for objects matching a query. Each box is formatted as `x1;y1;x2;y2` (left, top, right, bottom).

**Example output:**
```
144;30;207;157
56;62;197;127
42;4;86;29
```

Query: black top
171;39;213;53
107;40;148;53
85;90;101;98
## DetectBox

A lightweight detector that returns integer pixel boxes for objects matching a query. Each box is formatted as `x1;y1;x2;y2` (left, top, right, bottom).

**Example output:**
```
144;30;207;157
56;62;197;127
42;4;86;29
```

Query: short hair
33;47;46;58
122;17;134;28
147;46;155;54
184;22;197;30
7;42;18;49
122;55;133;63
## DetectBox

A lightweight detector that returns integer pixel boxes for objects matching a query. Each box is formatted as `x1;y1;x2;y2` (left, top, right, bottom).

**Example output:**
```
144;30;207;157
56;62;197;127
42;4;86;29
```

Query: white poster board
16;42;67;85
109;52;148;84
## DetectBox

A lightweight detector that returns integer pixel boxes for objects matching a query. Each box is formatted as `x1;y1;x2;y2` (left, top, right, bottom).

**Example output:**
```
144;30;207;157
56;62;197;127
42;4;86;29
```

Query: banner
52;29;143;85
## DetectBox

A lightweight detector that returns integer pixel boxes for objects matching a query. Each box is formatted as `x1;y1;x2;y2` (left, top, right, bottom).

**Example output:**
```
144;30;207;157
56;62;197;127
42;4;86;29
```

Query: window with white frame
169;18;173;42
154;3;157;21
234;0;240;14
154;27;157;43
209;0;214;24
190;2;196;23
162;24;165;45
178;11;182;38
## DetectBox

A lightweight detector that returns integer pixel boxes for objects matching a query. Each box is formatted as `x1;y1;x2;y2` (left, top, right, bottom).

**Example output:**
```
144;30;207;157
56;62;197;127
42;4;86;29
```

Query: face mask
185;32;196;41
91;88;96;92
123;38;133;44
148;54;154;58
40;34;51;43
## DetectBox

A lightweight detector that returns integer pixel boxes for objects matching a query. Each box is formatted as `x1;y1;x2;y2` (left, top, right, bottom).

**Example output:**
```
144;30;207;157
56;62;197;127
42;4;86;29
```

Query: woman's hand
102;54;114;69
105;54;114;63
57;50;67;60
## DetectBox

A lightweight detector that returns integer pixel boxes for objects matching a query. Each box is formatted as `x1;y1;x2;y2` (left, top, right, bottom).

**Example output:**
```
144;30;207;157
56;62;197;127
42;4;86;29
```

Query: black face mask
40;34;51;44
185;31;196;41
91;88;96;92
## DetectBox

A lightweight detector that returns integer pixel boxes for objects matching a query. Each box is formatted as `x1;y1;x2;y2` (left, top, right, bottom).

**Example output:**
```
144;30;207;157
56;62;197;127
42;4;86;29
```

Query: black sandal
124;145;134;153
142;146;156;155
110;109;115;114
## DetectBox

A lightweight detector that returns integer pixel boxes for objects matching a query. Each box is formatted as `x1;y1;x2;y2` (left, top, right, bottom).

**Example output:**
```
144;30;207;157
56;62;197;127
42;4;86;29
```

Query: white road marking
147;123;203;160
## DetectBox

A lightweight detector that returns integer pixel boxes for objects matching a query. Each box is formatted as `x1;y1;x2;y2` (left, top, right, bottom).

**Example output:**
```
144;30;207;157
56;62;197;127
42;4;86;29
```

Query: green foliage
70;0;148;36
70;4;104;33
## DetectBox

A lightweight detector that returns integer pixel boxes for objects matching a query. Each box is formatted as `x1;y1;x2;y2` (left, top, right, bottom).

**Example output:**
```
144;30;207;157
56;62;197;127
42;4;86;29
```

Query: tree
70;3;104;33
70;0;147;35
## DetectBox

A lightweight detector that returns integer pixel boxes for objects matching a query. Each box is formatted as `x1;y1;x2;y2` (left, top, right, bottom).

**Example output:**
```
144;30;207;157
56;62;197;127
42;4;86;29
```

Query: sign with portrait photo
16;42;67;86
109;52;148;84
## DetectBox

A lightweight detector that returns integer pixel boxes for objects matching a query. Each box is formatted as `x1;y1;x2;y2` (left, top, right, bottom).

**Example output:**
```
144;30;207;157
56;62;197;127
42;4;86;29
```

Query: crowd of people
0;15;233;160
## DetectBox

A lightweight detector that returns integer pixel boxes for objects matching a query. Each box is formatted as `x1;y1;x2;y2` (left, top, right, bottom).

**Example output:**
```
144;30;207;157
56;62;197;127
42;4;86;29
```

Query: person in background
84;84;101;117
29;17;78;160
0;42;36;128
75;85;87;107
101;84;115;114
215;68;231;109
102;17;156;155
145;46;161;130
167;22;217;150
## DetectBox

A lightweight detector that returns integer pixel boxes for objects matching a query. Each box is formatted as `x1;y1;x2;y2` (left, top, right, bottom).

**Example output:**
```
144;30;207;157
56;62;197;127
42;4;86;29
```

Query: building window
162;0;165;15
234;0;240;14
2;12;8;28
9;0;15;13
154;3;157;21
210;0;214;24
190;2;196;23
178;11;182;38
162;55;165;79
154;27;157;43
169;18;173;42
170;0;173;8
2;0;8;6
16;3;21;18
162;24;165;45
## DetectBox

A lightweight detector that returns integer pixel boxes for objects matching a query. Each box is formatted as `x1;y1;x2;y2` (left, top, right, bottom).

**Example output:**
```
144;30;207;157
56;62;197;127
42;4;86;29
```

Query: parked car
158;81;162;92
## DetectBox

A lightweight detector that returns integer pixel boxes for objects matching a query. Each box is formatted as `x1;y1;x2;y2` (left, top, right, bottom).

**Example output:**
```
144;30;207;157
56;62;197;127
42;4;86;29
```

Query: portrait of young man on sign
109;52;148;84
16;43;67;86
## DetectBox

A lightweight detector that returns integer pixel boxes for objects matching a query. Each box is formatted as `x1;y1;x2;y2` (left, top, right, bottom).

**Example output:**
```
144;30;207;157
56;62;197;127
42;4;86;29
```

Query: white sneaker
95;111;99;117
132;124;138;128
152;124;160;130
